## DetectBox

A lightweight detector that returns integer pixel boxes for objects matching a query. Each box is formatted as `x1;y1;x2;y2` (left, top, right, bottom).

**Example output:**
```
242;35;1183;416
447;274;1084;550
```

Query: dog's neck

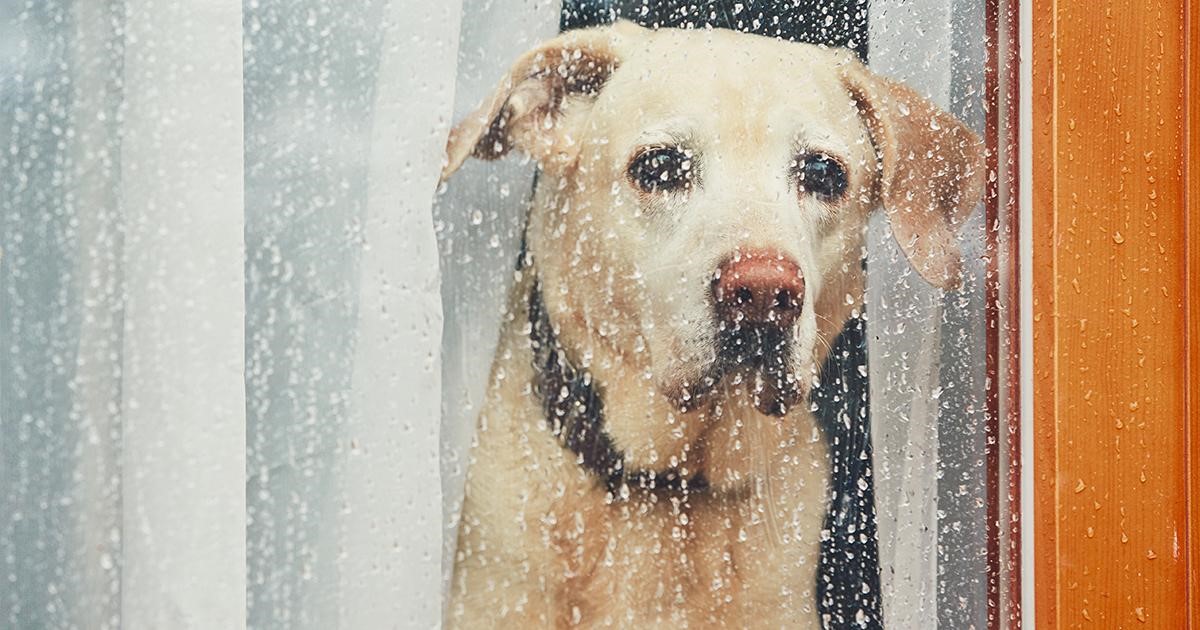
526;278;709;499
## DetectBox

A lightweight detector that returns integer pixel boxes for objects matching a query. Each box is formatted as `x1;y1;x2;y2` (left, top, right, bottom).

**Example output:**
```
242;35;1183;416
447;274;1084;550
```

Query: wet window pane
2;0;1018;627
440;1;1016;628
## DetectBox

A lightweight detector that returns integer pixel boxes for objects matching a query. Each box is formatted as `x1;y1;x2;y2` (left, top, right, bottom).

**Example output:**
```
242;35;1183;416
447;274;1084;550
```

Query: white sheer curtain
866;1;953;618
339;1;461;627
2;1;457;627
868;1;989;627
119;1;245;627
2;0;247;626
433;0;560;592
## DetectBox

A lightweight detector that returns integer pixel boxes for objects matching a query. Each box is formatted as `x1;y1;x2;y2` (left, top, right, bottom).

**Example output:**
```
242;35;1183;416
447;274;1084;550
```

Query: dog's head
442;23;984;489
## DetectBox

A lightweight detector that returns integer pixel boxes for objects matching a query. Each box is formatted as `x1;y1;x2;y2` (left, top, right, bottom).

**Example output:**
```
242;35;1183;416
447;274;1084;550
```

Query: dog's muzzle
711;249;806;416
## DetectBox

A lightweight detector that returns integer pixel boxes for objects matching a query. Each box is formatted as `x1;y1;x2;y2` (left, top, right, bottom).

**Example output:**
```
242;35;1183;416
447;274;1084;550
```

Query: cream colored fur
440;22;984;629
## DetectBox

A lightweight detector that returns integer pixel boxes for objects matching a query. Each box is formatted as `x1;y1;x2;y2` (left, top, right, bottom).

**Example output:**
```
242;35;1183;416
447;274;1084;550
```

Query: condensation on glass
438;1;1019;629
1;0;1019;628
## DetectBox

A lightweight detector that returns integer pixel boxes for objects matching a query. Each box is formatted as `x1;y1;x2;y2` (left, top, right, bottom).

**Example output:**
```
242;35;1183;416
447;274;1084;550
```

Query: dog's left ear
841;61;986;289
440;22;645;182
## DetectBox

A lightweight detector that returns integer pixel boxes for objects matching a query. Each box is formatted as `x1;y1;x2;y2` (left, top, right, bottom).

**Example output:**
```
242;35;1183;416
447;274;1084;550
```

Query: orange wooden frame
1187;0;1200;626
1032;0;1199;627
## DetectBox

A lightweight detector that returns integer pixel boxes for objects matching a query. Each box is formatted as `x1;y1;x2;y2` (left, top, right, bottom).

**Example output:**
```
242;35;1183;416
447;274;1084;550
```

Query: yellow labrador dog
439;21;983;629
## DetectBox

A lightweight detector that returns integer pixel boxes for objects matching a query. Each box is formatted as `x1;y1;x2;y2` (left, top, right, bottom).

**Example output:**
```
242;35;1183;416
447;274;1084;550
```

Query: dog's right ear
840;59;986;290
440;22;644;182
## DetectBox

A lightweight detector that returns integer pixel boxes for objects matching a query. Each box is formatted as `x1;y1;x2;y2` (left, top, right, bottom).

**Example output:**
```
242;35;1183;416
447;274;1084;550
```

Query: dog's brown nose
713;250;805;328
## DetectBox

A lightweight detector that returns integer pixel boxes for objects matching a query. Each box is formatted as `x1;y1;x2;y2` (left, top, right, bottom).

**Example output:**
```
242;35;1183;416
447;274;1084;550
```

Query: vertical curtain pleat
433;0;560;594
868;1;991;628
67;1;125;627
118;0;246;627
867;1;955;628
1;3;113;627
241;0;390;625
338;1;461;627
934;2;991;625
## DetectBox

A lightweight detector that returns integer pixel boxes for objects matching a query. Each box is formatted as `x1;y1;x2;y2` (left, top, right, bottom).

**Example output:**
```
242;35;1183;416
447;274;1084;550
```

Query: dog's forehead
593;30;860;150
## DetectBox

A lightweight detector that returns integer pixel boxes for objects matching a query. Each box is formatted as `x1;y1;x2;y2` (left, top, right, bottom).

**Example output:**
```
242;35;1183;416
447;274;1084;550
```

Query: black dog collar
526;278;708;498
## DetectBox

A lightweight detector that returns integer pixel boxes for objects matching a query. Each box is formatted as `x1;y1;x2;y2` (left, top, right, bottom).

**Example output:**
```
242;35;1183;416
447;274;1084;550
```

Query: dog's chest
450;310;828;629
539;485;825;629
453;410;827;629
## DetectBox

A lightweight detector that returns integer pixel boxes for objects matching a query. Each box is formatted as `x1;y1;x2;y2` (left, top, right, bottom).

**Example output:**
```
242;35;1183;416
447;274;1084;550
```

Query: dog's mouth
668;323;804;417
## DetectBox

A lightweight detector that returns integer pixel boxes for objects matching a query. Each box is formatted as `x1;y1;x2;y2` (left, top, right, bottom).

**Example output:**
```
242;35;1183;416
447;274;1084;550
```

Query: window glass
1;1;1016;627
439;1;1015;627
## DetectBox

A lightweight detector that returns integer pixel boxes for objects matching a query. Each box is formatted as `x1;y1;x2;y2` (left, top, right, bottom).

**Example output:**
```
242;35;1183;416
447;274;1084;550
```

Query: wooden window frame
1030;0;1200;626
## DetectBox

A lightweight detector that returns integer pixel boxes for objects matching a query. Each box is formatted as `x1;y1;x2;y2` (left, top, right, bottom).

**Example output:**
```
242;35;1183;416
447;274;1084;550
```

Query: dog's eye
796;153;848;200
628;147;693;194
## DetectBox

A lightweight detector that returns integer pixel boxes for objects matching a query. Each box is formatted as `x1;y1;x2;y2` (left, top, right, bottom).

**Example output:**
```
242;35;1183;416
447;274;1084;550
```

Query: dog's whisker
760;418;783;548
813;329;836;358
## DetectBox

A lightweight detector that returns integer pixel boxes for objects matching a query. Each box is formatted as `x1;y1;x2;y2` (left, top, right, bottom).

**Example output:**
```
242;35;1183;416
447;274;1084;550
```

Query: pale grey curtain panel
1;1;457;627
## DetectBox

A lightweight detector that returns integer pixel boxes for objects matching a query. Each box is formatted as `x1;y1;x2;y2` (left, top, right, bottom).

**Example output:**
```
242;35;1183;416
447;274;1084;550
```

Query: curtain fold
242;0;391;625
868;1;990;627
118;0;246;627
65;1;125;627
866;2;952;620
6;0;461;626
338;1;461;627
2;2;109;626
432;0;561;594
